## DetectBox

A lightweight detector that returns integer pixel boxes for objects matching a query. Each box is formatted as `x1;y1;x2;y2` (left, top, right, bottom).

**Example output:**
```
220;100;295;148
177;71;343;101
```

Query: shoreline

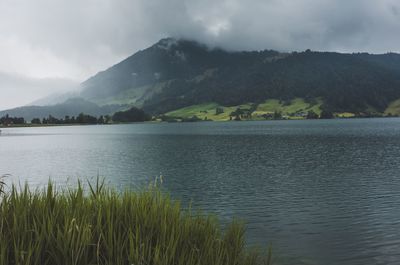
1;116;399;129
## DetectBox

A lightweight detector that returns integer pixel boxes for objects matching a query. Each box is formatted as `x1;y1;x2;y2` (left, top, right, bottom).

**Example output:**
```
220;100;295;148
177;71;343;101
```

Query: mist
0;72;79;110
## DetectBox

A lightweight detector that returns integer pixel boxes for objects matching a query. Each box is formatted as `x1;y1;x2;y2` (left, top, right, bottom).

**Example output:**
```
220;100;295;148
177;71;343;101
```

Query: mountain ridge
3;38;400;120
79;38;400;115
0;98;121;121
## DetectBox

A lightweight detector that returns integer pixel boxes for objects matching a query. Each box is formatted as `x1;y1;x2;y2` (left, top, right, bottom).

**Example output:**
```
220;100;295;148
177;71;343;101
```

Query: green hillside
6;38;400;120
385;99;400;116
79;38;400;116
165;98;324;121
166;103;254;121
253;98;322;118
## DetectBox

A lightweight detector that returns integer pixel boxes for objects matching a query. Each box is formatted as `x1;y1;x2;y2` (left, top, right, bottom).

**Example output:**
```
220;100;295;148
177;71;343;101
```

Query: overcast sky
1;0;400;109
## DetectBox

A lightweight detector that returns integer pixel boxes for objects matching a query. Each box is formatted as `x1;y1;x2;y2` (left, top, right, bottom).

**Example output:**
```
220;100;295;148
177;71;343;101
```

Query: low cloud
0;72;78;110
0;0;399;107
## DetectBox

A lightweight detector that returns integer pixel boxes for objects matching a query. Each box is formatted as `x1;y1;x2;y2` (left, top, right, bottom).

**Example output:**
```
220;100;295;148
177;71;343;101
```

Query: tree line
1;107;151;126
0;114;25;125
32;113;111;125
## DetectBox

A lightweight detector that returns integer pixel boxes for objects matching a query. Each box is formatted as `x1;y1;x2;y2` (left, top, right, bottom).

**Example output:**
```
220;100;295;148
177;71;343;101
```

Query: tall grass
0;176;5;195
0;179;271;265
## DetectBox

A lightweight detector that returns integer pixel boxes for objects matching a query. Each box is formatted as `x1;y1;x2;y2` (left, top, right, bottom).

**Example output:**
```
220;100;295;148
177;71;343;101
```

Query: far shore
1;115;399;129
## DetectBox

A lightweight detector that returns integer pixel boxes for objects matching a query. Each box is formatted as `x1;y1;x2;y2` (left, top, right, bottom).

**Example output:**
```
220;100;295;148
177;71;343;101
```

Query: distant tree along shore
1;105;397;127
37;113;111;125
1;107;152;127
1;113;111;127
112;107;151;122
0;114;25;126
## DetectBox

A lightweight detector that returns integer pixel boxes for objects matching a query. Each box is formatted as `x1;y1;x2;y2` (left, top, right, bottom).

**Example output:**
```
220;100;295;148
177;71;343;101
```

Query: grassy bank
164;98;324;121
0;180;271;265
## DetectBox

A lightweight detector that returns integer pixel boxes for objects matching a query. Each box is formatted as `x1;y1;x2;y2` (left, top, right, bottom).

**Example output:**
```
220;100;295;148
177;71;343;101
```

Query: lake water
1;119;400;265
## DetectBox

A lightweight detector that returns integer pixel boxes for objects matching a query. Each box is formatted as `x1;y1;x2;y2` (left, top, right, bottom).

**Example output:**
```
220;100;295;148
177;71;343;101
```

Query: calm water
1;119;400;265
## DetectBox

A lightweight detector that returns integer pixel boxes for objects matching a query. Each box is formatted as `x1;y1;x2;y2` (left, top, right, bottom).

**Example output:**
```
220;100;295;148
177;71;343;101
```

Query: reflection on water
1;119;400;265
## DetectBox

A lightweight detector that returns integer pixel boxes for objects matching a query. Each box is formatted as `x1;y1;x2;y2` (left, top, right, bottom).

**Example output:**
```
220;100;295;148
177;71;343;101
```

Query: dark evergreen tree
320;110;334;119
31;118;41;124
306;110;319;119
112;107;150;122
273;111;282;120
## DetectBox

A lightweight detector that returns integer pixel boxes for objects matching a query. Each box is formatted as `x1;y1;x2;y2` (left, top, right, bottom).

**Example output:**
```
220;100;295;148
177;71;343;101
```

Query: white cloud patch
0;72;79;110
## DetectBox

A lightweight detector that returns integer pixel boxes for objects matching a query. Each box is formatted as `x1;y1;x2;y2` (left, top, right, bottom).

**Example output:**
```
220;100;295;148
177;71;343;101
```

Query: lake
1;119;400;265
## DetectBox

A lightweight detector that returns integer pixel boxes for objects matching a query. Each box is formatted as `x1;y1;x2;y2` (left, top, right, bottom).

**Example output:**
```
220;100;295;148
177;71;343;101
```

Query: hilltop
3;38;400;120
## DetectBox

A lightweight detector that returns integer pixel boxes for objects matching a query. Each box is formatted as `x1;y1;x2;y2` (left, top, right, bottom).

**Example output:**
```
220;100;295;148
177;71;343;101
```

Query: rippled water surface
1;119;400;265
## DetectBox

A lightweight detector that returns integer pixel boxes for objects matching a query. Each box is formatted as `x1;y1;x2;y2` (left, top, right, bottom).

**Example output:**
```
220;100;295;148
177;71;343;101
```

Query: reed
0;179;271;265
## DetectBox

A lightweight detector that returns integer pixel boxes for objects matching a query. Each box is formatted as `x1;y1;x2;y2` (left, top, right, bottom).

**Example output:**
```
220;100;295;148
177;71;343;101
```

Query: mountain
79;38;400;115
4;38;400;120
29;90;81;106
0;98;121;121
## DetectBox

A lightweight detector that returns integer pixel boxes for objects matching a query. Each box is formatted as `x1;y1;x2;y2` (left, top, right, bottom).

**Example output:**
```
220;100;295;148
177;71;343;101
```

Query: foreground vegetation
0;180;271;265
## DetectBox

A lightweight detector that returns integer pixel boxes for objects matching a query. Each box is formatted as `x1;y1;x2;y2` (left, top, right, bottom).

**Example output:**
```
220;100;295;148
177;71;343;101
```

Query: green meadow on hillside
93;83;166;107
252;98;322;119
385;99;400;116
165;98;323;121
165;103;254;121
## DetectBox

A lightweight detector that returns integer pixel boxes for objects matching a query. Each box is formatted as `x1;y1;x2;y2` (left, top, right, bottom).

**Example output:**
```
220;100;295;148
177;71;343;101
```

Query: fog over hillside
0;72;79;109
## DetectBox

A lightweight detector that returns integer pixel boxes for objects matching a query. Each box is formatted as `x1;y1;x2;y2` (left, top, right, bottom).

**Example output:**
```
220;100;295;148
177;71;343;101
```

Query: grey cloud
1;0;399;79
191;0;400;53
0;0;399;108
0;72;79;110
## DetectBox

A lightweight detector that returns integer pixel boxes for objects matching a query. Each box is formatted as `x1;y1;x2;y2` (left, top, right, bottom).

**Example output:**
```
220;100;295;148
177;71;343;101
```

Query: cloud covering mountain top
0;0;399;109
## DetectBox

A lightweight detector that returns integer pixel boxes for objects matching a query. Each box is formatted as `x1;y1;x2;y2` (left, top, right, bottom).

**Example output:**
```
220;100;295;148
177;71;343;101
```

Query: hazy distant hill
0;98;122;121
29;90;81;106
79;38;400;115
